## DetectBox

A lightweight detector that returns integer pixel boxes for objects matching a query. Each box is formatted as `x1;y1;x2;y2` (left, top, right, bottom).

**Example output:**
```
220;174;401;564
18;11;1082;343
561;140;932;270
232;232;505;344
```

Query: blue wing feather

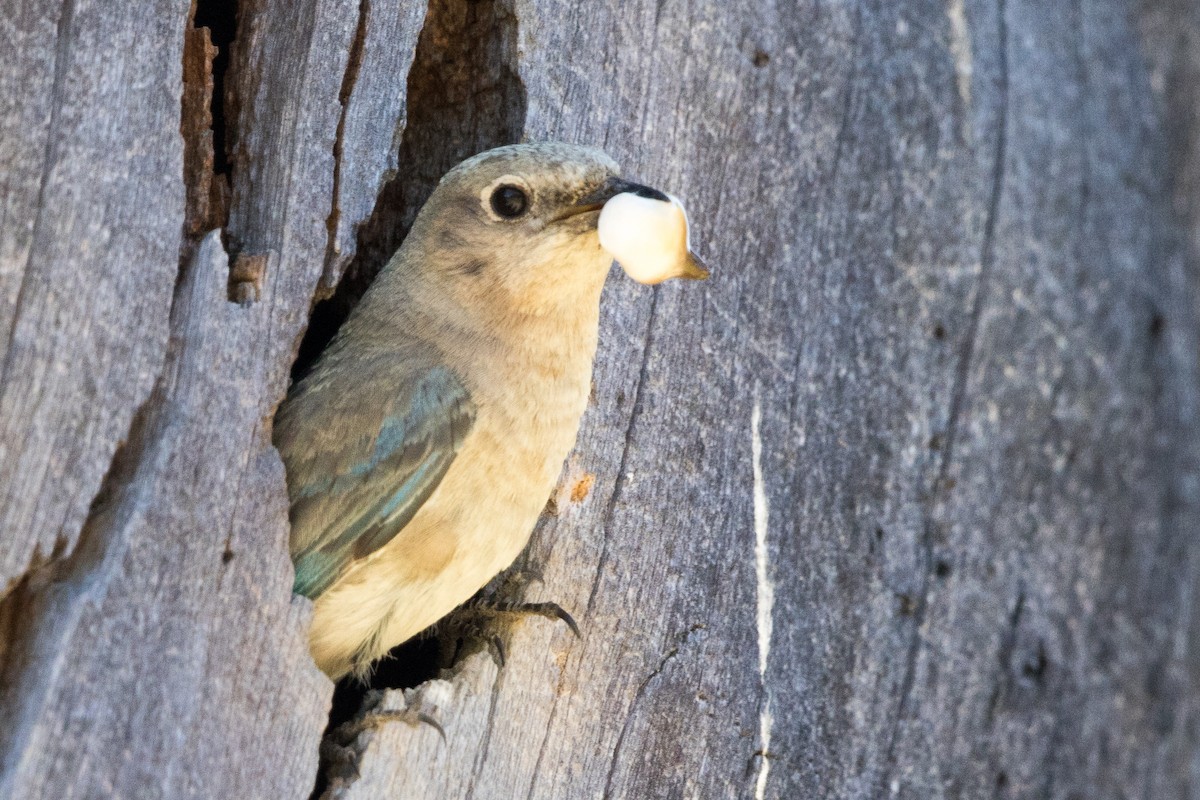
279;365;475;599
292;460;439;597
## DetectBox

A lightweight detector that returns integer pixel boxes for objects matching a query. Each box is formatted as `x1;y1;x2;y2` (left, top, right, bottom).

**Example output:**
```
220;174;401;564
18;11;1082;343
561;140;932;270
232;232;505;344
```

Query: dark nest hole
325;637;443;730
192;0;236;178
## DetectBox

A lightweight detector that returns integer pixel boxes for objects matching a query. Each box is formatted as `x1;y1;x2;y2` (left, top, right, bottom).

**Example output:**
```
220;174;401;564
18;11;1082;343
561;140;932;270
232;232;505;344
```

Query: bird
273;142;707;680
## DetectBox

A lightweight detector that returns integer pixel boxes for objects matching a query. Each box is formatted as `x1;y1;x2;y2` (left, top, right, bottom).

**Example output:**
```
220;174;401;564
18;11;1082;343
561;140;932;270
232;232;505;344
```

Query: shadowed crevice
321;0;372;291
184;0;237;246
294;0;527;382
192;0;237;179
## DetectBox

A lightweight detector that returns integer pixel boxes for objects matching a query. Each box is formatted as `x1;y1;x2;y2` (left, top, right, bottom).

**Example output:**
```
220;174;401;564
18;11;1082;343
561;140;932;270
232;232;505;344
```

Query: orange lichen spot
570;473;595;503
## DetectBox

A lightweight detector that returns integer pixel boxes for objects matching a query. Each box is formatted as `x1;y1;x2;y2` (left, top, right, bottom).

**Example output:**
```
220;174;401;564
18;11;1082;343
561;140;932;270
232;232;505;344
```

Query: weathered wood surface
0;0;367;795
318;0;426;291
2;0;1199;799
0;0;187;593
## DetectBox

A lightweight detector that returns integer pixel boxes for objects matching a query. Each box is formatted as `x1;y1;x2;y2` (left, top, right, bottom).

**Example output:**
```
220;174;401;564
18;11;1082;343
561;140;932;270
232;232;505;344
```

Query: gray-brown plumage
274;143;704;679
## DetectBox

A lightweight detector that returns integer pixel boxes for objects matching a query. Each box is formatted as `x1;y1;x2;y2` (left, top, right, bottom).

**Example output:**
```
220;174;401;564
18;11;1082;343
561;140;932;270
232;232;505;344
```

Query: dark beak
575;177;671;207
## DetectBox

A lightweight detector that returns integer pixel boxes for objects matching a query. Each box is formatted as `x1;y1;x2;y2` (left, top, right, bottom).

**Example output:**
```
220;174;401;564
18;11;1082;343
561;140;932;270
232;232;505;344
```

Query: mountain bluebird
274;142;707;679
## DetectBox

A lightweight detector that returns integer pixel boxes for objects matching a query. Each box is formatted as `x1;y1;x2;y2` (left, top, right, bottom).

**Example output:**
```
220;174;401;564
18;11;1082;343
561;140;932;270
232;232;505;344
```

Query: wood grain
335;1;1200;798
1;1;1198;798
0;0;188;593
0;0;373;795
320;0;427;292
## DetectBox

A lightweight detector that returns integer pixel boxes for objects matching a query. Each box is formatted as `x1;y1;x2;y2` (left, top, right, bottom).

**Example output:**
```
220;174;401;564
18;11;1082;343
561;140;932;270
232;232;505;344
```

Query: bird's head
402;143;707;316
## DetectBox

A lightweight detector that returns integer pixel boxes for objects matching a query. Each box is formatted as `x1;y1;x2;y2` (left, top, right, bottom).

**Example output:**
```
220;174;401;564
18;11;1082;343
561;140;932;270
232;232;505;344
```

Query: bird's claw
509;600;582;638
439;598;581;669
463;598;581;639
319;738;361;784
327;704;446;750
490;634;507;667
319;704;444;791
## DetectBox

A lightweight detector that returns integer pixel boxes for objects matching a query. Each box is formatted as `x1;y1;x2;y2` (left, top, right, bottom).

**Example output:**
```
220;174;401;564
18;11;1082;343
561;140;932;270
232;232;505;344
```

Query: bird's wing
280;364;476;599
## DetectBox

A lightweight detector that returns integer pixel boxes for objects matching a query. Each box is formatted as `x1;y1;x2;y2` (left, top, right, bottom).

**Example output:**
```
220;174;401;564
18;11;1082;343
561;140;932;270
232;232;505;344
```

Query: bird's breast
304;294;604;675
481;345;595;485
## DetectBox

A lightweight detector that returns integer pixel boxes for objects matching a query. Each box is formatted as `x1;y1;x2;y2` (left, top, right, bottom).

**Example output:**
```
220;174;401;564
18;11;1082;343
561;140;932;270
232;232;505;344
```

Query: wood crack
320;0;372;294
600;623;704;799
0;0;77;394
824;5;863;201
463;665;504;800
878;0;1010;790
522;655;572;800
586;288;660;615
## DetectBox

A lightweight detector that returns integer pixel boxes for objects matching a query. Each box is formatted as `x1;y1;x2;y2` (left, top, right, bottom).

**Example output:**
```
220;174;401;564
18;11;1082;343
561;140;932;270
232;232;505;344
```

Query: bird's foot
334;705;446;745
320;699;445;783
442;599;581;667
466;599;581;638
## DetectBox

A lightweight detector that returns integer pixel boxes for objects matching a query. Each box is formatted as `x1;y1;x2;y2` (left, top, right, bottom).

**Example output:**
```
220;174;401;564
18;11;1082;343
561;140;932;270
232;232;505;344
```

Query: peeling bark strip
181;22;220;237
182;0;237;245
295;0;524;377
2;1;1200;799
320;0;427;293
229;251;268;304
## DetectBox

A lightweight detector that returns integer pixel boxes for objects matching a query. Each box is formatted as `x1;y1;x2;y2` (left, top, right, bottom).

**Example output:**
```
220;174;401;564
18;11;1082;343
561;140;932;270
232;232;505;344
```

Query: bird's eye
490;185;528;218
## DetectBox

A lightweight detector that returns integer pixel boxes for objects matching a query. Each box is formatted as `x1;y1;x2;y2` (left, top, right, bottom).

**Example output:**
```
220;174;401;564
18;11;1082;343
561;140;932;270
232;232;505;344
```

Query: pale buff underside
306;261;607;680
307;401;583;679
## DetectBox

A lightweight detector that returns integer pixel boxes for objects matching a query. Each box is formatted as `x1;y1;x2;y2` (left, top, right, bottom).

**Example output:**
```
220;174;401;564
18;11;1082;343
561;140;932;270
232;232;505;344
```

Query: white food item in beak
598;192;709;284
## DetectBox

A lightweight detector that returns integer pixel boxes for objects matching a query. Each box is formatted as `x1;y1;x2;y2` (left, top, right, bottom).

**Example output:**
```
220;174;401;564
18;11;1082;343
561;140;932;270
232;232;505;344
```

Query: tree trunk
2;0;1199;798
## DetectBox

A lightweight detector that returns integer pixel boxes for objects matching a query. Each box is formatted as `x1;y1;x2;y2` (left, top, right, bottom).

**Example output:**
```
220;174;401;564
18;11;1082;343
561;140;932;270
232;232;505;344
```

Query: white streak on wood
751;398;774;800
947;0;973;108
